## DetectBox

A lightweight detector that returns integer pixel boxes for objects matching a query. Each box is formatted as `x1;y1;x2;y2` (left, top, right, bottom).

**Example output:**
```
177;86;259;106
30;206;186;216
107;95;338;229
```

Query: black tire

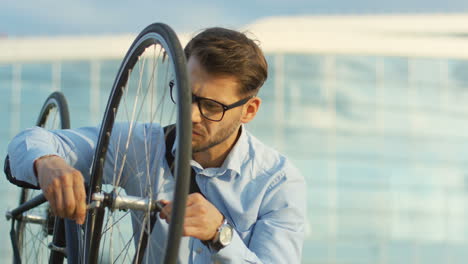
36;91;70;130
83;23;191;264
16;91;70;263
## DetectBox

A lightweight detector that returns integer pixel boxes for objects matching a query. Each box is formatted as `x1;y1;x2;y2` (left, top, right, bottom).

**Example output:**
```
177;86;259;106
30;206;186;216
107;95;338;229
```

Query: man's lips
192;125;205;136
192;130;202;136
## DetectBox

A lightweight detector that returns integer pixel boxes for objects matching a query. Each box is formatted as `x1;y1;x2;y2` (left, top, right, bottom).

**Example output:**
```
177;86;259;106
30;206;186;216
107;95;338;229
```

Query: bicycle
6;22;192;264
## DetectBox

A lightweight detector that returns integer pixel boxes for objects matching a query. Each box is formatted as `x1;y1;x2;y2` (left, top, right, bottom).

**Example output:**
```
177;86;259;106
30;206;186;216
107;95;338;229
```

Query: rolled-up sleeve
7;126;100;187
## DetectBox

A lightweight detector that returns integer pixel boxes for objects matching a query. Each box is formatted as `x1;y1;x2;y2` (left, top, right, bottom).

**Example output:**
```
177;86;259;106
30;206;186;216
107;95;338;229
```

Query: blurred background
2;1;468;263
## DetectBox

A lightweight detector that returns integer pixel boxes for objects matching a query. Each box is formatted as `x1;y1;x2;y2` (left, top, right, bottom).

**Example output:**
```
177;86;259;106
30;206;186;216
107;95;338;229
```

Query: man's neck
193;127;242;169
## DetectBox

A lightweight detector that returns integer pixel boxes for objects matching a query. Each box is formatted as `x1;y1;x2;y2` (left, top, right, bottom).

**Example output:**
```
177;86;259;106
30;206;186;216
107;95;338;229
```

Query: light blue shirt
8;123;306;263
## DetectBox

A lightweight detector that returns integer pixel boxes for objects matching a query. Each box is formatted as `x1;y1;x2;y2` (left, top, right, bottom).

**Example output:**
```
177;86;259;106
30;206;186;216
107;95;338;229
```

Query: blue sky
2;0;468;37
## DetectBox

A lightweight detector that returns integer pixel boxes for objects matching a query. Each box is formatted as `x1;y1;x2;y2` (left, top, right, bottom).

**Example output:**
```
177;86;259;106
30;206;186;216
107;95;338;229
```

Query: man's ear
240;97;261;124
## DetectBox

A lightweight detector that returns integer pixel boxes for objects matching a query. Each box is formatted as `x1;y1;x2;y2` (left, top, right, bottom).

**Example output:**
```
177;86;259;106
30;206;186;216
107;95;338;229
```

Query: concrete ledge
2;13;468;63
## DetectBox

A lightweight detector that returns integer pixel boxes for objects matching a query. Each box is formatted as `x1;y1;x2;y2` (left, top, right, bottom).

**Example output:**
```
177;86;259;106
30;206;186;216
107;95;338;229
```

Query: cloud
1;0;246;36
3;0;468;36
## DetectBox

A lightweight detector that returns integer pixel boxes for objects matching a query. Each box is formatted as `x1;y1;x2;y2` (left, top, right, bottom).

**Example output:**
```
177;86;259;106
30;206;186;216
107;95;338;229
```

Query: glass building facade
1;53;468;263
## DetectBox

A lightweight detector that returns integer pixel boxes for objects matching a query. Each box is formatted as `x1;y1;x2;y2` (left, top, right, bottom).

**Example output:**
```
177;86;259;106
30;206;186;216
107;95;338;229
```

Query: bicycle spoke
85;24;190;264
15;92;70;263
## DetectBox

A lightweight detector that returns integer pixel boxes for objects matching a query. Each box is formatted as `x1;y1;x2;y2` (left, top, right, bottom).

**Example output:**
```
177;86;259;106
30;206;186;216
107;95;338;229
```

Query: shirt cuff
210;229;257;263
22;150;61;187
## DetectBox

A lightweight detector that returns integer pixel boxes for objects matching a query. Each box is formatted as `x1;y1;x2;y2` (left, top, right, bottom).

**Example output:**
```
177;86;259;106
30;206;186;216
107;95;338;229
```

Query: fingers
62;184;76;218
181;225;199;237
52;179;64;217
159;199;170;206
183;205;204;220
159;193;209;228
159;193;202;223
159;202;172;223
73;176;87;225
45;189;57;216
186;192;204;206
181;215;218;240
37;155;87;224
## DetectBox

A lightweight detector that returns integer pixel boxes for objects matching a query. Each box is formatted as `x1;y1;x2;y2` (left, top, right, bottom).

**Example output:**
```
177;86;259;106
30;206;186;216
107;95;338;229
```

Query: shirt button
196;247;203;254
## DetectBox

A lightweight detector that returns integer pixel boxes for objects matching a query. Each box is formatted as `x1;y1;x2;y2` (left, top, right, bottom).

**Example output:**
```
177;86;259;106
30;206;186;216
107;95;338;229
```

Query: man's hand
35;155;86;225
159;193;224;241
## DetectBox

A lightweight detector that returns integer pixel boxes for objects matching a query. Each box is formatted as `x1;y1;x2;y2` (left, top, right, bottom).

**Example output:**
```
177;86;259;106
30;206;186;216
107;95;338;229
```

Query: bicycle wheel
83;23;191;264
16;91;70;263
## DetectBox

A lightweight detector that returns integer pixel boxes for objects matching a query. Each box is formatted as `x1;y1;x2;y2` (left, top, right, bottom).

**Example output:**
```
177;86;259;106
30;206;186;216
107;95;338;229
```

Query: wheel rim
84;24;191;264
16;92;70;263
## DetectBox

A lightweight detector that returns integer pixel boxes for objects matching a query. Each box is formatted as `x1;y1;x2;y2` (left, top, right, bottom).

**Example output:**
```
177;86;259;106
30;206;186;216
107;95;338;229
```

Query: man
8;27;306;263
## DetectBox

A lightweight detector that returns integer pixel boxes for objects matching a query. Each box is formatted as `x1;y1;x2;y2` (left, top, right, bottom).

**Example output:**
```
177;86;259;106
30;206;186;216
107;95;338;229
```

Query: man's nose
191;103;202;123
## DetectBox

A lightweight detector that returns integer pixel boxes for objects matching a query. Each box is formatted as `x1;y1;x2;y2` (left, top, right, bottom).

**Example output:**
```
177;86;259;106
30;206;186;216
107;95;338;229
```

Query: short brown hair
184;27;268;95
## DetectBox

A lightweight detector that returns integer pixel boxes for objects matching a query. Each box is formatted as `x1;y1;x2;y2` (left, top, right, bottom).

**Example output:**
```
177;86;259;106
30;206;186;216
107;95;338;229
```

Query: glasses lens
199;99;224;121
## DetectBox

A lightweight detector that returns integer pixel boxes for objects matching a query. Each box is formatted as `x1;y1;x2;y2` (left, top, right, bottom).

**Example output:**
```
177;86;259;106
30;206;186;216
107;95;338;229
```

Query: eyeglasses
170;80;252;122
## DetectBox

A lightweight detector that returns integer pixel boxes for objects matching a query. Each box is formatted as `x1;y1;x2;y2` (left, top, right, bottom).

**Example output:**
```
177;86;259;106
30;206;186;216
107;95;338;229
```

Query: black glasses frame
170;80;253;122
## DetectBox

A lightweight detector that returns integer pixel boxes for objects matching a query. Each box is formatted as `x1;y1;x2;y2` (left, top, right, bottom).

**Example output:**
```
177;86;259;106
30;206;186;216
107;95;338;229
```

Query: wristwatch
210;218;233;251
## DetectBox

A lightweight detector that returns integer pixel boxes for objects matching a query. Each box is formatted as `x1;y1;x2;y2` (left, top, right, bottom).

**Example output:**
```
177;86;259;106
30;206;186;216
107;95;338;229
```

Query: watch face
219;226;233;245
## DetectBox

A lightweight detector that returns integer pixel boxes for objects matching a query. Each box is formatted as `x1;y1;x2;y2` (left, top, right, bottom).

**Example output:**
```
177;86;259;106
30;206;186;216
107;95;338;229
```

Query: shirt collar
187;125;249;178
217;125;248;176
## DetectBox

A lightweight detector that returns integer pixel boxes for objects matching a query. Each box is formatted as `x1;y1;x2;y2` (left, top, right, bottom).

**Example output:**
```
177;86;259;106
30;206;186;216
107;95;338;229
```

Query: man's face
187;56;244;153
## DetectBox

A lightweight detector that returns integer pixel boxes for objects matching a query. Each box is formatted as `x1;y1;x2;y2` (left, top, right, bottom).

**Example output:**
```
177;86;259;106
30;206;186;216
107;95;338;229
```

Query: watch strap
210;218;232;251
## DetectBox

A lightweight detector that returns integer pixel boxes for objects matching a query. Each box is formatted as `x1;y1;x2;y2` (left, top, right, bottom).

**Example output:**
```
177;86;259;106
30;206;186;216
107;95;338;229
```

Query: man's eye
203;101;221;111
